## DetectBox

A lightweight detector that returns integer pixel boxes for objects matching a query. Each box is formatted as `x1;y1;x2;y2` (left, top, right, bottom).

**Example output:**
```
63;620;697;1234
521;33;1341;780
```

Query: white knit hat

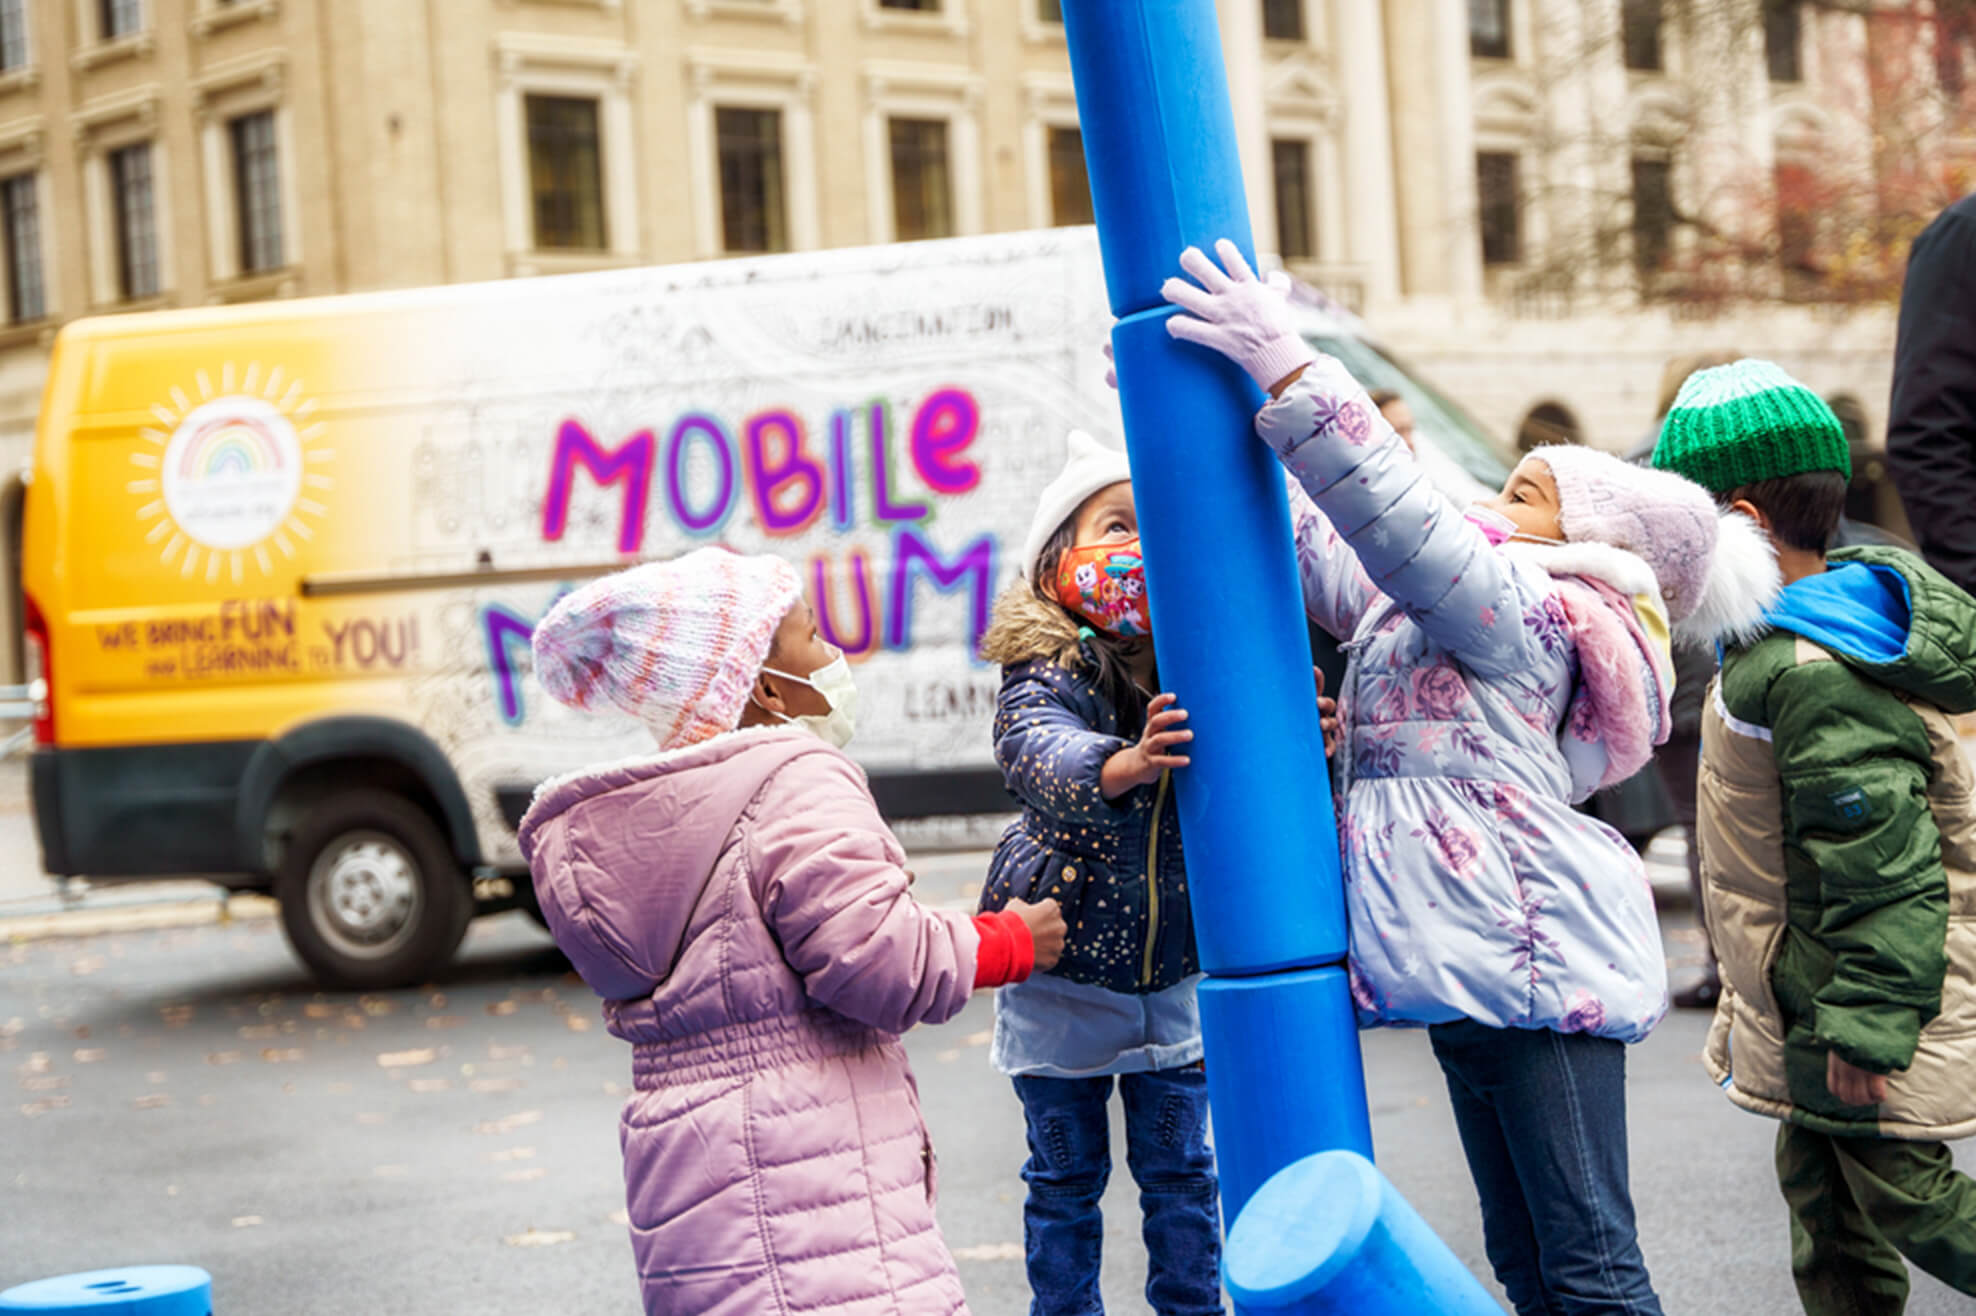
1019;430;1134;580
531;547;803;750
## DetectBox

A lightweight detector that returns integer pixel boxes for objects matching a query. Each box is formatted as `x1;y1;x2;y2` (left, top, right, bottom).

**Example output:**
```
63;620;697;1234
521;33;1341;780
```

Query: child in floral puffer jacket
1161;243;1777;1316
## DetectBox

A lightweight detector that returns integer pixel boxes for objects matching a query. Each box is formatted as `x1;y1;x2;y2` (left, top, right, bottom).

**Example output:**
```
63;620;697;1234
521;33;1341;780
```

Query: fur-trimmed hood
1506;540;1675;793
979;583;1087;668
1679;510;1783;648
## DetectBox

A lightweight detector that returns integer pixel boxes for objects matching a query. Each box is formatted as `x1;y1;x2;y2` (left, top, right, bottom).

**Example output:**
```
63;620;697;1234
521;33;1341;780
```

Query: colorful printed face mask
1055;539;1152;638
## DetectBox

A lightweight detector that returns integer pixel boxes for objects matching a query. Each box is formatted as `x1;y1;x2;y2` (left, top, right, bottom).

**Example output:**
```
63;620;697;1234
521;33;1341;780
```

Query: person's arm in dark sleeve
1887;203;1976;594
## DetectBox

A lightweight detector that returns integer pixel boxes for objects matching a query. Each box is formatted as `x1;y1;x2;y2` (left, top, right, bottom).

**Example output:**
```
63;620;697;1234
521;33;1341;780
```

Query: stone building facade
0;0;1966;482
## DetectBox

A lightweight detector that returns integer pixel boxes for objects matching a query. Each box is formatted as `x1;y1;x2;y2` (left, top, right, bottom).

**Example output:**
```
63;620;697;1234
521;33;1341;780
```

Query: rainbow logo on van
132;362;335;581
177;419;288;479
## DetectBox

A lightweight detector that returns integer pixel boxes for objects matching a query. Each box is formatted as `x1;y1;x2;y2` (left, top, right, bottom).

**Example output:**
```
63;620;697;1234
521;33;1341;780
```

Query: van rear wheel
275;789;472;990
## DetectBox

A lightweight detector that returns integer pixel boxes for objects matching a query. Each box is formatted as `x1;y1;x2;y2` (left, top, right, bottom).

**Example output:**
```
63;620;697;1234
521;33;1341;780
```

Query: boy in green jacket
1654;359;1976;1315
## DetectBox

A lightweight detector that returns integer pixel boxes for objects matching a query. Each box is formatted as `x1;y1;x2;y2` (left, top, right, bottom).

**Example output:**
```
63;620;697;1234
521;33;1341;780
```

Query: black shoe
1673;975;1721;1010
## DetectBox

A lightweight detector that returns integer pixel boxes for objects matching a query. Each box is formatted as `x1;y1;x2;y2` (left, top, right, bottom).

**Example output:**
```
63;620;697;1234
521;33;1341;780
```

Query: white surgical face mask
758;650;860;749
1467;503;1566;550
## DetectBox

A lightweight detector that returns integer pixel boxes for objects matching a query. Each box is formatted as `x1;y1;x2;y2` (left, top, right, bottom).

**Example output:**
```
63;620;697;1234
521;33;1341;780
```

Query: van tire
516;878;552;933
275;789;472;990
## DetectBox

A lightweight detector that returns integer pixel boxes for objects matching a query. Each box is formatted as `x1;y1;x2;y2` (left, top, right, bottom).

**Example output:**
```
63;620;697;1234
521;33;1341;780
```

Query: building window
1048;126;1092;225
1;173;43;323
229;109;284;275
1622;0;1661;71
1517;401;1582;453
717;107;787;254
1775;162;1818;285
878;0;939;9
1477;151;1521;266
1765;0;1802;82
98;0;141;40
889;117;953;243
1631;157;1673;276
1038;0;1060;20
1263;0;1304;41
525;95;607;252
1470;0;1511;58
0;0;28;71
1272;138;1315;261
110;142;160;301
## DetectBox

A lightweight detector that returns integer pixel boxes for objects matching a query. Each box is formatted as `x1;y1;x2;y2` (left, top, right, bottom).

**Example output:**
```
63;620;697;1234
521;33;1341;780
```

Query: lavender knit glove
1161;240;1317;393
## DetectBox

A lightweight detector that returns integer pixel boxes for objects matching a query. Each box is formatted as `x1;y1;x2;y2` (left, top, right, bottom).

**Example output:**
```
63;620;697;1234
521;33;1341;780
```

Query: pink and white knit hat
1526;445;1718;623
531;547;803;750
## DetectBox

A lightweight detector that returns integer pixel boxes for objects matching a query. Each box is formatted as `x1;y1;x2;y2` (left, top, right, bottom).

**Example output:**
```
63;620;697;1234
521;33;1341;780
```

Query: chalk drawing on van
131;362;335;583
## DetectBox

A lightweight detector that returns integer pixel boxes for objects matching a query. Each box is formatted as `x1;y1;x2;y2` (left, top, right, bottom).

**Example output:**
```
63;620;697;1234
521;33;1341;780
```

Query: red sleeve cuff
971;909;1036;989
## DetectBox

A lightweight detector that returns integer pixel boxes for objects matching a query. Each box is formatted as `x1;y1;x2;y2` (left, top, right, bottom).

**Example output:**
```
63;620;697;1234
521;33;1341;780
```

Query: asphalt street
4;850;1971;1315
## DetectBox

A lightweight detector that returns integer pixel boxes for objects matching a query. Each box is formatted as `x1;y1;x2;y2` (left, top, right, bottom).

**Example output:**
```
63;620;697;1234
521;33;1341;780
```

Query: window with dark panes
525;95;607;252
878;0;940;9
230;110;284;274
1;173;43;323
1263;0;1304;41
1048;126;1093;226
1766;0;1802;82
1470;0;1510;58
1039;0;1061;20
1622;0;1661;71
1776;164;1817;275
1631;157;1673;276
110;142;160;301
716;107;788;254
1477;152;1521;266
889;117;953;242
0;0;28;72
1272;138;1315;261
98;0;140;40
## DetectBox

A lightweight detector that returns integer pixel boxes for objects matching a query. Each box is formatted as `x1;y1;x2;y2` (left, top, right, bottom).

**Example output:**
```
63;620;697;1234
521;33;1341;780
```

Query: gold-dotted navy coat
976;586;1199;994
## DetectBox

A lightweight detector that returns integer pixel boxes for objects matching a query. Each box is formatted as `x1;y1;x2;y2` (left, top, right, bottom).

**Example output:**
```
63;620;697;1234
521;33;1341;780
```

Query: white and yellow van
23;228;1511;987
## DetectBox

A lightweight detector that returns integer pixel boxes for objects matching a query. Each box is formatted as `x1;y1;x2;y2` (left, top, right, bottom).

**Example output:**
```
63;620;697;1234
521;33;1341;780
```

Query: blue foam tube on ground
0;1265;214;1314
1196;967;1373;1215
1225;1151;1504;1314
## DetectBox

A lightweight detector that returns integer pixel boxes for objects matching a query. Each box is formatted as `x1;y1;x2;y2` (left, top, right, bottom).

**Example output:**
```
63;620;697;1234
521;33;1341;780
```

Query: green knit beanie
1650;358;1850;494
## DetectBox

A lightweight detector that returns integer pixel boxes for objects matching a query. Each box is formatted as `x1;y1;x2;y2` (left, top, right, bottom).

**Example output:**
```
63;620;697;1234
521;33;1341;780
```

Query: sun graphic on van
129;363;333;582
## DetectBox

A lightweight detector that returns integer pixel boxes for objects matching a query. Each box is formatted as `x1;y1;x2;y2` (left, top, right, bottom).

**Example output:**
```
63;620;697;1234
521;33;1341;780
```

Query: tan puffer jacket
1699;547;1976;1140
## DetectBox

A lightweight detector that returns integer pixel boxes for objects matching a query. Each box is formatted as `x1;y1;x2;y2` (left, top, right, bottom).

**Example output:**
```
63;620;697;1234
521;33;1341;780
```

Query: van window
1304;333;1513;488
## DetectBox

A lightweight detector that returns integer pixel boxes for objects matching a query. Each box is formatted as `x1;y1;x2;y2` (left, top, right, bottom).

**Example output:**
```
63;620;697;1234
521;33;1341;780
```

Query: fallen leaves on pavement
503;1228;575;1248
376;1048;437;1069
950;1243;1024;1263
474;1109;544;1136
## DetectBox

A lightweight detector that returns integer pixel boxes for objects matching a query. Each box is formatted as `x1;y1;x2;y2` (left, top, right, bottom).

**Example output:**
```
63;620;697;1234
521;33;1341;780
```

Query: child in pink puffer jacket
518;547;1066;1316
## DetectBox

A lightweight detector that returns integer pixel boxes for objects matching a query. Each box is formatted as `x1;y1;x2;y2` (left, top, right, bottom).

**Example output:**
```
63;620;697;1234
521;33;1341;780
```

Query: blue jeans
1012;1067;1223;1315
1429;1020;1664;1316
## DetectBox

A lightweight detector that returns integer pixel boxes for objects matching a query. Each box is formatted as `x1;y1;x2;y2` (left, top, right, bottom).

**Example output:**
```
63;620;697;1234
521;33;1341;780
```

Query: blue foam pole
1197;968;1372;1213
1224;1152;1503;1314
1110;313;1344;972
1060;2;1497;1308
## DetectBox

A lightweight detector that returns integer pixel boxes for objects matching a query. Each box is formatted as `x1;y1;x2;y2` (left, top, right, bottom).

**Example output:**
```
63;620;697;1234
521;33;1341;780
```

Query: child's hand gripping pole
1100;692;1192;799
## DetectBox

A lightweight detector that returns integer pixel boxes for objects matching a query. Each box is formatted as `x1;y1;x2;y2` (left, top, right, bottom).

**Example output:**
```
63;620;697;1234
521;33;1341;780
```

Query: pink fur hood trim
1508;540;1675;794
1557;576;1674;790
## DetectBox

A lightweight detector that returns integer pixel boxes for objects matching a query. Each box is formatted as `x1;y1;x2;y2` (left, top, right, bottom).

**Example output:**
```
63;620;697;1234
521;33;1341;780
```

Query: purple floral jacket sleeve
1257;358;1563;679
1286;477;1380;642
